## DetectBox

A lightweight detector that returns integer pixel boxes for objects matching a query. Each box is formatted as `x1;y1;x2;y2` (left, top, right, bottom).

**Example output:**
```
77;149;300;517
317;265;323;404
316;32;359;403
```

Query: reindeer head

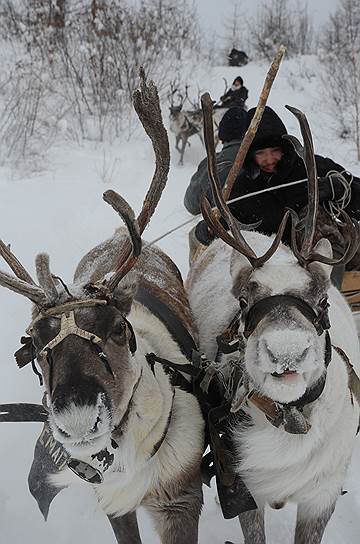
200;98;359;405
0;70;170;458
168;81;184;118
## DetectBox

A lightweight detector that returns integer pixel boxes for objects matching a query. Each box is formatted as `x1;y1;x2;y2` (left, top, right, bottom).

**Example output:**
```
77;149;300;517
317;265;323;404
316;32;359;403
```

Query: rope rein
149;171;354;246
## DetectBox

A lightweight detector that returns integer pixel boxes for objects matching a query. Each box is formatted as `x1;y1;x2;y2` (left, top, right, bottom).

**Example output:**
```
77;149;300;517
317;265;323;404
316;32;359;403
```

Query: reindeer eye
110;320;127;342
239;298;248;311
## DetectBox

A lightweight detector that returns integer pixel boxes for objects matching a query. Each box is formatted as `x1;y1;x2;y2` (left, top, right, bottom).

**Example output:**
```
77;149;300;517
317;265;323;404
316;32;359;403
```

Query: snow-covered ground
1;56;360;543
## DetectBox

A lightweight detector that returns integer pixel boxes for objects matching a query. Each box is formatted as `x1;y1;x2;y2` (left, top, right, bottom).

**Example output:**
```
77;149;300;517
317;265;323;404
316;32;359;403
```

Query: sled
342;271;360;310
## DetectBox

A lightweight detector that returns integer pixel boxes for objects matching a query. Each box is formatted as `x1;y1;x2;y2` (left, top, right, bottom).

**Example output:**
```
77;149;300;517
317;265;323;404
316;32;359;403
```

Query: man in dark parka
193;106;360;247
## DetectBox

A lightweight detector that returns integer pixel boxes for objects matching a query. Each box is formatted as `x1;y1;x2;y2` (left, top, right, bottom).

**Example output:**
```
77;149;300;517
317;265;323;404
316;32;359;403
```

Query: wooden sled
342;271;360;311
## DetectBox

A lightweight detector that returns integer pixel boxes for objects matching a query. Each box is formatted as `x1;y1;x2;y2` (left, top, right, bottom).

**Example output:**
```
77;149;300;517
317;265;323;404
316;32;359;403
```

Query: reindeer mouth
271;370;298;379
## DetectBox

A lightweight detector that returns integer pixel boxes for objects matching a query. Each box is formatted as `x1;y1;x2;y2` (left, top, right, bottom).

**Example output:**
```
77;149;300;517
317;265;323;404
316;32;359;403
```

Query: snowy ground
1;56;360;543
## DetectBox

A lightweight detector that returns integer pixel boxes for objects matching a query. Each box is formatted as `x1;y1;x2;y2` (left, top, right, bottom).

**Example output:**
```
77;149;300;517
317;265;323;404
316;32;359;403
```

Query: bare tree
0;0;202;164
222;1;246;51
320;0;360;160
248;0;313;60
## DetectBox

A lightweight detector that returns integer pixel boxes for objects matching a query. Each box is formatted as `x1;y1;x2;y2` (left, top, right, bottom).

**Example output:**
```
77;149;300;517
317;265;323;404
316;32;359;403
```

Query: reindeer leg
238;508;265;544
175;134;181;152
294;503;335;544
107;512;142;544
147;477;203;544
179;137;187;166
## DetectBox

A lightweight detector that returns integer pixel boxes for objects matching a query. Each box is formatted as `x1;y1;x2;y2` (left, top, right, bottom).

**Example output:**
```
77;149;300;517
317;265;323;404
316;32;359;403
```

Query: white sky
194;0;340;36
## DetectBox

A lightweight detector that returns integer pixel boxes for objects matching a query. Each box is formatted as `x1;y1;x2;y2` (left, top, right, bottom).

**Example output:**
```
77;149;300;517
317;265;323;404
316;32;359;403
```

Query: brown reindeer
0;73;204;544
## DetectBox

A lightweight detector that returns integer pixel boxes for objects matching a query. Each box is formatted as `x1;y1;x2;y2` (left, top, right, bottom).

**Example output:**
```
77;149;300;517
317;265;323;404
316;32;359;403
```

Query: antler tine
201;196;291;269
134;67;170;233
35;254;58;301
107;68;170;287
0;240;35;284
289;209;307;266
254;211;291;268
285;105;318;261
200;196;257;261
201;92;258;262
0;270;46;304
103;190;141;292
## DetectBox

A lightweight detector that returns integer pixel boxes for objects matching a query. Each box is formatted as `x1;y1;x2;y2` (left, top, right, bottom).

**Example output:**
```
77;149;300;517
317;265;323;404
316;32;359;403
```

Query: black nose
52;376;105;412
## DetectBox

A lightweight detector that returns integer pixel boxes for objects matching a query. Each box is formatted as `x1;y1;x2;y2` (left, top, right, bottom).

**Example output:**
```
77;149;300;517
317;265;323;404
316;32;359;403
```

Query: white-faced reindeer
0;75;204;544
168;83;226;165
187;103;360;543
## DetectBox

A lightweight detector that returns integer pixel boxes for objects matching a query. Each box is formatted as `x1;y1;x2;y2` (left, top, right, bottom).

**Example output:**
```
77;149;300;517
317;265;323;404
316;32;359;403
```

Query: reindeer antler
285;105;360;267
101;67;170;292
0;240;35;284
200;91;290;269
0;241;47;304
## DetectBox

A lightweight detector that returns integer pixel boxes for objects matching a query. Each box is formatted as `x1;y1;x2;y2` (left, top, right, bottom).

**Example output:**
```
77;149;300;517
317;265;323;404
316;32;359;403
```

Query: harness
201;292;360;519
14;295;192;489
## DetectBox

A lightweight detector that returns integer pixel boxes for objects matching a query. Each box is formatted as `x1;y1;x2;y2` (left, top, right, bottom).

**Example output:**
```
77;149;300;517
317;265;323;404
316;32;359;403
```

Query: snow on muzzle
49;378;113;453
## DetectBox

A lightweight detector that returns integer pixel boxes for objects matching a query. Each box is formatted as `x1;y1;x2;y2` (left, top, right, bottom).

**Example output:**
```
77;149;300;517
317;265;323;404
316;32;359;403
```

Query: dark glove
195;220;215;246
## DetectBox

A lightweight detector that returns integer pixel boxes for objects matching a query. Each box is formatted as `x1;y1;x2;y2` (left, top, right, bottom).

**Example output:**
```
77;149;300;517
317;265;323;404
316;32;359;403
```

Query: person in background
184;107;247;215
219;76;248;109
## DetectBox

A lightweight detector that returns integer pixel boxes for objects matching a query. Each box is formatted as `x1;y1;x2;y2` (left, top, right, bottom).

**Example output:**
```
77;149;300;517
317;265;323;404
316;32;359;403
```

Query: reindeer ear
308;238;333;280
113;272;138;315
230;252;252;298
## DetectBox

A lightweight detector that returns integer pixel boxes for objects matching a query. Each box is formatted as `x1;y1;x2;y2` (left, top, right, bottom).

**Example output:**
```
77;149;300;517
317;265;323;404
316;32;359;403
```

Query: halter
214;293;333;435
15;298;178;486
242;294;330;339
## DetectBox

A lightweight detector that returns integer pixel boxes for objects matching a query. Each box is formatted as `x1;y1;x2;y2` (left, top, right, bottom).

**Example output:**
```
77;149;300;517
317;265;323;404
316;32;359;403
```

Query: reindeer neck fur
233;344;358;518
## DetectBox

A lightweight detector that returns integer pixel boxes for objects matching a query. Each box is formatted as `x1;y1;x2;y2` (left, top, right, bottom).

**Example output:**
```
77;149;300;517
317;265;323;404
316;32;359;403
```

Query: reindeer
0;74;204;544
168;83;226;165
186;103;360;544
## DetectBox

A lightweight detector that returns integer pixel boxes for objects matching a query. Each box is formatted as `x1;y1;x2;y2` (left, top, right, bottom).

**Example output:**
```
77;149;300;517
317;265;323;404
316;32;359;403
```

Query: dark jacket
184;140;242;215
220;86;248;108
195;106;360;245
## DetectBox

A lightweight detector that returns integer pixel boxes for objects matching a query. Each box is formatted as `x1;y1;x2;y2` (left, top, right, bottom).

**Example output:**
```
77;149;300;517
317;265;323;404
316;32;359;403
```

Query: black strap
244;294;330;338
135;285;197;361
0;403;48;422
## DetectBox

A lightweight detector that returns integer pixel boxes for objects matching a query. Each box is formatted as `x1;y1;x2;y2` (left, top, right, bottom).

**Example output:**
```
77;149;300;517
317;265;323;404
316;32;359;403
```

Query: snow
1;55;360;543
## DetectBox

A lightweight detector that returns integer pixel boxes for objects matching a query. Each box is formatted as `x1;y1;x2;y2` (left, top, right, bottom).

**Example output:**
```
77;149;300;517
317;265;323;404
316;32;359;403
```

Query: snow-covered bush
248;0;314;61
0;0;201;166
319;0;360;159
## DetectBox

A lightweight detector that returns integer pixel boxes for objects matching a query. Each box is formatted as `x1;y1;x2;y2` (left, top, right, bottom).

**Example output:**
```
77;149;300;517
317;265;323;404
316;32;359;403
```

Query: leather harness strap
135;285;197;361
243;294;330;338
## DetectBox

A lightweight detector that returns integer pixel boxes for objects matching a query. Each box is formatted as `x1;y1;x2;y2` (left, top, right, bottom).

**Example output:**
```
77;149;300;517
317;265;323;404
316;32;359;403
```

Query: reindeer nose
51;377;105;412
265;342;309;367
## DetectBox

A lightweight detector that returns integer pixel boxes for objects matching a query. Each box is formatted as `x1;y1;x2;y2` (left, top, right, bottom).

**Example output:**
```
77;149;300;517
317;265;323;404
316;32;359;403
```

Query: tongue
272;370;297;378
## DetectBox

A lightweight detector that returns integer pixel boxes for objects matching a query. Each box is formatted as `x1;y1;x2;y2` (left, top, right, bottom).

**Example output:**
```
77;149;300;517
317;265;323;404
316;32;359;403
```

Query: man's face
254;146;283;173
